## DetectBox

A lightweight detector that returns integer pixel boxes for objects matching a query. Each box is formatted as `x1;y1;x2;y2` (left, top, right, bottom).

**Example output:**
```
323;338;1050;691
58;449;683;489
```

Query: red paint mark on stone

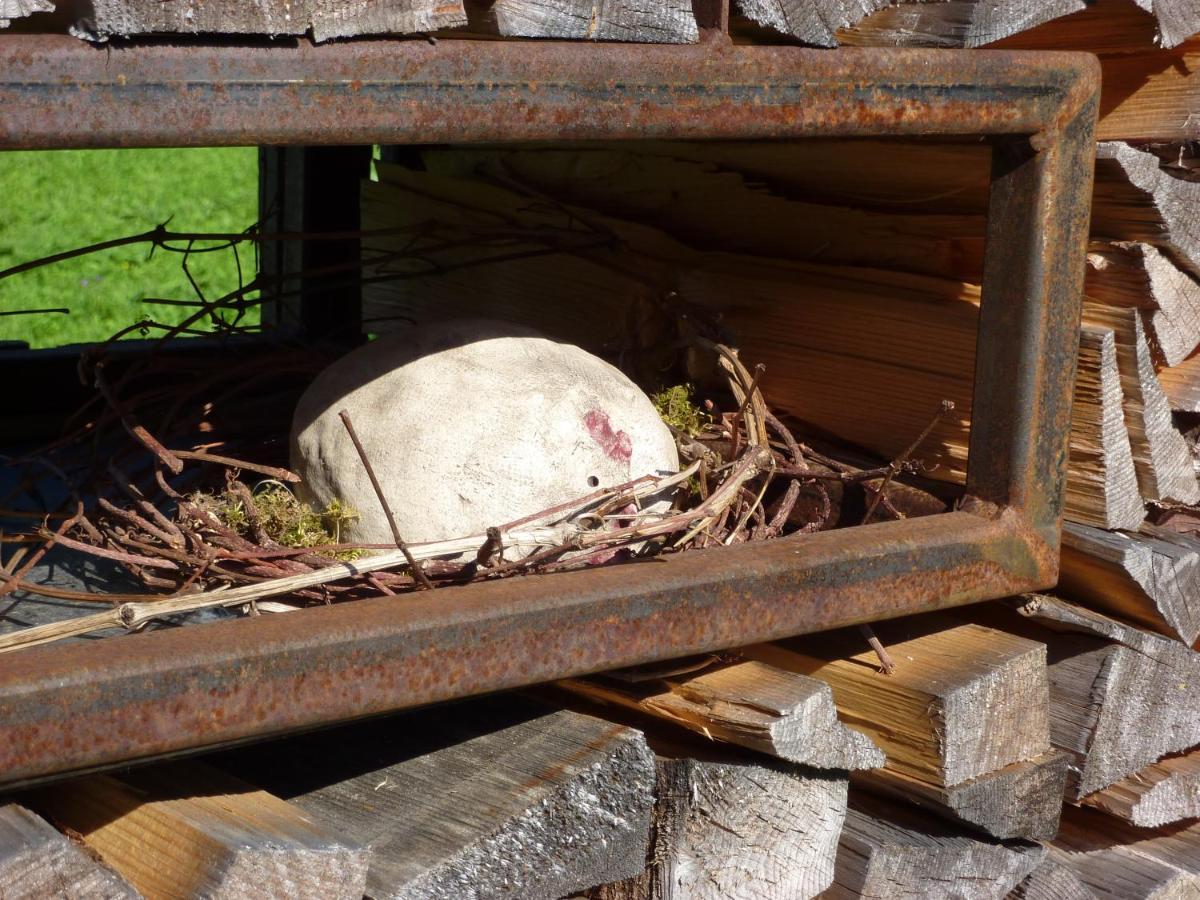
584;409;633;463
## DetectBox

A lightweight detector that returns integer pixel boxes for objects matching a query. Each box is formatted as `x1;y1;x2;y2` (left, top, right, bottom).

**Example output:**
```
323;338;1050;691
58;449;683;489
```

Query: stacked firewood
5;1;1200;899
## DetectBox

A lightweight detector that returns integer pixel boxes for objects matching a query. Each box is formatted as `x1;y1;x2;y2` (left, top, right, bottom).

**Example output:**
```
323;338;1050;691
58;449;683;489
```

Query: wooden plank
418;148;988;281
1059;522;1200;646
0;0;53;28
1006;856;1097;900
557;659;885;770
24;762;369;900
1086;242;1200;368
1082;747;1200;828
1054;803;1200;894
1083;302;1200;505
593;737;848;900
477;0;699;42
825;791;1045;900
77;0;467;39
219;698;655;900
735;0;1084;48
1008;595;1200;798
743;617;1050;788
0;802;139;900
853;751;1070;842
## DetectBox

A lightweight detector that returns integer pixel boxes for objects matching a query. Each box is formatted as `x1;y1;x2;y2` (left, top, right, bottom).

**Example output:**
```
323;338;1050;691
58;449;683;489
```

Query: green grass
0;147;260;349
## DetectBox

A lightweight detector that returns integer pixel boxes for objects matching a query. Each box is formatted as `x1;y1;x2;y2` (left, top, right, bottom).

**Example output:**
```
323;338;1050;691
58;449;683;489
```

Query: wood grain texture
1082;747;1200;828
558;660;884;771
76;0;467;38
595;744;848;900
219;698;655;900
1084;303;1200;504
1095;143;1200;280
1087;242;1200;368
1009;595;1200;798
0;803;139;900
0;0;53;28
744;617;1050;788
830;0;1086;48
1054;803;1200;896
1059;522;1200;645
854;751;1070;842
24;762;369;900
1159;350;1200;413
477;0;699;42
825;791;1045;900
1005;857;1097;900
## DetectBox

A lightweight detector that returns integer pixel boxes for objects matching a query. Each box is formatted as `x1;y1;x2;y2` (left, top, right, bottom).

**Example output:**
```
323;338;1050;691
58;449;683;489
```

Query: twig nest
291;320;680;547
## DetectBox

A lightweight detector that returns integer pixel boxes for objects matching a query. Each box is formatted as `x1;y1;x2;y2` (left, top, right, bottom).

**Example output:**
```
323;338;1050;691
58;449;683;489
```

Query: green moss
652;384;709;437
190;484;362;560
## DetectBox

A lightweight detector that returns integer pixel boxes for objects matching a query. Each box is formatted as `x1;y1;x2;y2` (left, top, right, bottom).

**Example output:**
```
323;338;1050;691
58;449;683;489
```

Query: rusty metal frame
0;36;1099;786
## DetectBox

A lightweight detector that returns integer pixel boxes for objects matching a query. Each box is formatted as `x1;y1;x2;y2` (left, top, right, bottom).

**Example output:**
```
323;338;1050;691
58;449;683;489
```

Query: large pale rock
291;320;680;546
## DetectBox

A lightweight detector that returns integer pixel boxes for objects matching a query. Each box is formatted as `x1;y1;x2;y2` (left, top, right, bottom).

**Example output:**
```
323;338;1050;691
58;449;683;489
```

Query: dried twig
338;409;434;591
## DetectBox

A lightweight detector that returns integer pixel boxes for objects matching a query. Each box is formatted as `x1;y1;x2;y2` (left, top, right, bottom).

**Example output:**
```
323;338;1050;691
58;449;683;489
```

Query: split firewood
1058;522;1200;646
557;659;885;770
1053;803;1200;894
61;0;468;40
743;617;1051;789
853;751;1071;842
1082;747;1200;828
468;0;699;42
591;734;848;900
824;791;1045;900
218;698;655;900
1005;856;1097;900
0;803;139;900
1086;242;1200;368
0;0;53;29
1083;302;1200;504
999;595;1200;799
1094;142;1200;280
1159;350;1200;413
24;762;370;900
732;0;1084;49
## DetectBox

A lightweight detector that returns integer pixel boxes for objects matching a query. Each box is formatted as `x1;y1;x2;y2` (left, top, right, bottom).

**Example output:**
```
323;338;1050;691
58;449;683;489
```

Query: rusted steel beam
0;36;1096;148
0;38;1100;785
0;512;1051;788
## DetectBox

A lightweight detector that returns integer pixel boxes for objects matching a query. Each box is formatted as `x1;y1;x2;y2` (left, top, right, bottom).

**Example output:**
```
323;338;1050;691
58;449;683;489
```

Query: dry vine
1;217;952;661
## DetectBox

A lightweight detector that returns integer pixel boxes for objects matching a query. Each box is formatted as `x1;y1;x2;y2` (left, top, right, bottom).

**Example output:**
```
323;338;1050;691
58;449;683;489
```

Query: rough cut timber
218;698;654;900
472;0;699;42
418;148;987;282
24;762;369;900
1055;803;1200;892
557;660;885;771
1006;857;1097;900
1059;521;1200;646
853;751;1071;842
593;738;848;900
1159;350;1200;412
1082;747;1200;828
0;803;139;900
1094;143;1200;280
1083;302;1200;504
1086;242;1200;368
1008;594;1200;798
825;791;1045;900
71;0;468;40
1068;325;1145;531
743;617;1050;788
734;0;1085;48
1045;841;1196;900
0;0;52;28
